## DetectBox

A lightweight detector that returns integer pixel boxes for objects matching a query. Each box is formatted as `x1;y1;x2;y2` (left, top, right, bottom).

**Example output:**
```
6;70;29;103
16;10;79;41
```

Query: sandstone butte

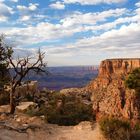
87;58;140;120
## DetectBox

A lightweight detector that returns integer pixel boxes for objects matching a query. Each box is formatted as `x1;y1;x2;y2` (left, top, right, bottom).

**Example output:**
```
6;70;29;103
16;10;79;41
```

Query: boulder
14;114;45;125
16;102;37;113
0;113;8;121
0;105;10;113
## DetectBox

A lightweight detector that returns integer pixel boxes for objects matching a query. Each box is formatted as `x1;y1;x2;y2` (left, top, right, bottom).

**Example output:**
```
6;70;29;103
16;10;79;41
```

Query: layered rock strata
88;58;140;119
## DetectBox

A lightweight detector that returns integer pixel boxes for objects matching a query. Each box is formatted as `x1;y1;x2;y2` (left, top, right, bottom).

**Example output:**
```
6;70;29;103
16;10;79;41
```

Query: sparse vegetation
99;117;131;140
46;97;93;125
125;68;140;94
99;117;140;140
131;123;140;140
25;91;94;126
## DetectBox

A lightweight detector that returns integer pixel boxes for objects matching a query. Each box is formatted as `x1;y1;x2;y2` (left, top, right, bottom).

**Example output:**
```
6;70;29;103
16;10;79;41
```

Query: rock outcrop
4;81;38;98
88;58;140;120
16;102;38;113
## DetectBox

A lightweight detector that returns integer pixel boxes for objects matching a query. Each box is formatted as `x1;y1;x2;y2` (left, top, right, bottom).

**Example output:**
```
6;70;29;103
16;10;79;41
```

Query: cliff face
88;58;140;120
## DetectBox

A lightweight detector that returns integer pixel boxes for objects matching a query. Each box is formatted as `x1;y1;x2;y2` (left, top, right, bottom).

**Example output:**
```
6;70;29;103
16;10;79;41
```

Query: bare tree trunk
10;91;16;114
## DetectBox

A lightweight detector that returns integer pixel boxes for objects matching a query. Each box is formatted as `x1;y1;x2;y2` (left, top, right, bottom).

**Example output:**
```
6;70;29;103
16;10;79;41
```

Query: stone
73;121;93;130
0;113;8;121
16;102;37;113
0;105;10;113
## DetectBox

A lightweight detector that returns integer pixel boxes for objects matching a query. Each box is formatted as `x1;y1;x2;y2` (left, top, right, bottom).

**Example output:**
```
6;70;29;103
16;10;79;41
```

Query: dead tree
7;48;47;114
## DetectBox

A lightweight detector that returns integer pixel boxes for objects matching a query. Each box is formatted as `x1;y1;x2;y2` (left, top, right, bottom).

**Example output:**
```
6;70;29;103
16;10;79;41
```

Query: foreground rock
0;123;104;140
88;58;140;120
0;113;104;140
0;105;10;113
16;102;37;113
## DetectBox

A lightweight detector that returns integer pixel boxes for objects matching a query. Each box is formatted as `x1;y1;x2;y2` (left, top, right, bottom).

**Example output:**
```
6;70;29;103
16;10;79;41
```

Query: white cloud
42;22;140;66
0;0;18;2
63;0;126;5
1;7;136;47
17;5;26;11
0;15;8;21
50;1;65;10
84;13;140;32
135;1;140;7
75;23;140;49
6;21;140;65
1;1;140;66
1;21;83;46
0;1;13;22
29;3;39;11
20;15;31;21
17;3;39;12
10;0;18;2
17;3;39;24
61;8;127;27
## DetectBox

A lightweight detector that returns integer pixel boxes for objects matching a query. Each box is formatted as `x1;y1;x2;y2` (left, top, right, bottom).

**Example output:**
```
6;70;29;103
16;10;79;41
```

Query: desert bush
131;123;140;140
99;117;131;140
45;93;94;125
25;104;47;117
25;93;34;101
125;68;140;94
46;99;93;125
25;91;94;126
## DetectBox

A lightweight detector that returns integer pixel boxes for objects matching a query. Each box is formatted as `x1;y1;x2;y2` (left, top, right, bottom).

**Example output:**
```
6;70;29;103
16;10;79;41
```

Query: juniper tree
0;35;12;89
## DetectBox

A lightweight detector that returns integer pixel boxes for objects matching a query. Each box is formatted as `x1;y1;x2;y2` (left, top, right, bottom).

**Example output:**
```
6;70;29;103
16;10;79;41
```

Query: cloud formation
0;1;13;21
0;0;139;66
17;3;39;12
63;0;126;5
49;1;65;9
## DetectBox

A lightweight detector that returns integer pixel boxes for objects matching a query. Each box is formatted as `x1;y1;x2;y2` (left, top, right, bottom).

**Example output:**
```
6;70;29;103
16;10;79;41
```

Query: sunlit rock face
87;58;140;120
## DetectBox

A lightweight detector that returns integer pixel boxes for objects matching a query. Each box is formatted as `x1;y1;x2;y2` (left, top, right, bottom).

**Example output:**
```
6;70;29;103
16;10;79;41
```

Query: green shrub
25;92;94;126
46;100;93;126
125;68;140;94
25;104;47;117
25;93;34;101
99;117;131;140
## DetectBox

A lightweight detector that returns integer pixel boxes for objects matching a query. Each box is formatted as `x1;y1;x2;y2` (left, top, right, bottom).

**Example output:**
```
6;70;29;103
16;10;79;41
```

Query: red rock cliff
88;58;140;120
99;58;140;77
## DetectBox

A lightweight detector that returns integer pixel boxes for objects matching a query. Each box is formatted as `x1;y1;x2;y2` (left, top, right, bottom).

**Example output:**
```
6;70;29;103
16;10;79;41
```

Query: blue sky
0;0;140;66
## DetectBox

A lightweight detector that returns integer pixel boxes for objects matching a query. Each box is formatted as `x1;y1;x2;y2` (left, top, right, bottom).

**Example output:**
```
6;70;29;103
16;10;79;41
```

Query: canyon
0;58;140;140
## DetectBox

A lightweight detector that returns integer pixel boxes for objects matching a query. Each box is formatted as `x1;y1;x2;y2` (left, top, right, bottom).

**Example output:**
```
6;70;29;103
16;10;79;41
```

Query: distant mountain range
10;66;98;91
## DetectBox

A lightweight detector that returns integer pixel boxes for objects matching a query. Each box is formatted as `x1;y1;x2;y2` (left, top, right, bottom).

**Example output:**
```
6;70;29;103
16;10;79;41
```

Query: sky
0;0;140;66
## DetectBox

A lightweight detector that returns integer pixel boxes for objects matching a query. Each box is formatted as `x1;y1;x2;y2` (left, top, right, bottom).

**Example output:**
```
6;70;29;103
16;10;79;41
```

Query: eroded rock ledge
88;58;140;120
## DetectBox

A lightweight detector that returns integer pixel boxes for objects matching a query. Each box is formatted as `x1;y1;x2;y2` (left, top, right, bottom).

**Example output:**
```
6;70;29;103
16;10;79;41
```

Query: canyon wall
88;58;140;120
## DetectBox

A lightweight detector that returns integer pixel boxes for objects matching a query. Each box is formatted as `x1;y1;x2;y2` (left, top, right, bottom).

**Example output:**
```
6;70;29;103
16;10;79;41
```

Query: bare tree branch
5;48;48;114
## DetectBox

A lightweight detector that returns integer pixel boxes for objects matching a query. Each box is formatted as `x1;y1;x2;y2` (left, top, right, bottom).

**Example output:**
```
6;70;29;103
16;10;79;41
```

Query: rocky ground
0;122;104;140
0;105;104;140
